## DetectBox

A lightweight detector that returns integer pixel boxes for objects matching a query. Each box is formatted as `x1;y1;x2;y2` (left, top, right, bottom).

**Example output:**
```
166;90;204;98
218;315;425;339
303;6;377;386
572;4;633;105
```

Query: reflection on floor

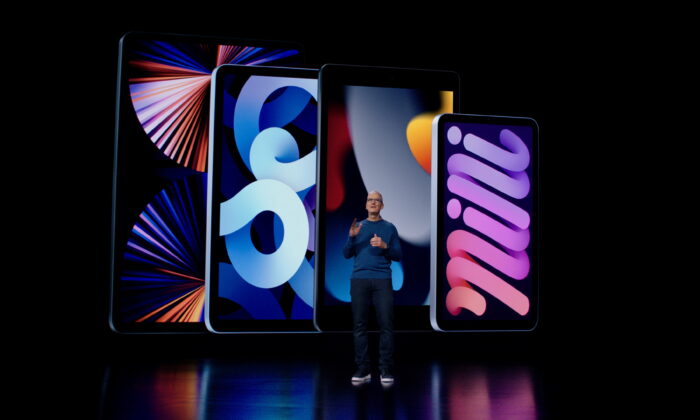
98;359;547;419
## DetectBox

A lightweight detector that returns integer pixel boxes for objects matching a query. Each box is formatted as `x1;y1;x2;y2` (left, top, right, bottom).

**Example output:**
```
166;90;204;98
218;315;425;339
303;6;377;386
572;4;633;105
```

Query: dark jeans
350;277;394;371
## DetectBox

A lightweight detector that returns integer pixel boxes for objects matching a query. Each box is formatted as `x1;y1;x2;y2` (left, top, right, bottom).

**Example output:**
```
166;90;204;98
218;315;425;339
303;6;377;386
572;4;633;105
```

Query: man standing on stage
343;190;402;384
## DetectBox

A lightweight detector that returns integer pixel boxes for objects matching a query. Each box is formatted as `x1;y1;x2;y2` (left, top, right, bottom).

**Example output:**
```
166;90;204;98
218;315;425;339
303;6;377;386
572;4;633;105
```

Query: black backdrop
24;10;647;415
38;13;616;353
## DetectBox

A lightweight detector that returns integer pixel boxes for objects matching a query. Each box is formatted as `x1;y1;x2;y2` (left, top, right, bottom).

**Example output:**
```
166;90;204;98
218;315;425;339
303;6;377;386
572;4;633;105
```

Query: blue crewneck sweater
343;218;402;278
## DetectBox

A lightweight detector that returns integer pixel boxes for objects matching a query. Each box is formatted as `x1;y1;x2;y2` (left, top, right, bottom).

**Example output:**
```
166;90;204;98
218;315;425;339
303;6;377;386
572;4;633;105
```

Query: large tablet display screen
316;65;458;331
111;33;302;332
323;86;454;306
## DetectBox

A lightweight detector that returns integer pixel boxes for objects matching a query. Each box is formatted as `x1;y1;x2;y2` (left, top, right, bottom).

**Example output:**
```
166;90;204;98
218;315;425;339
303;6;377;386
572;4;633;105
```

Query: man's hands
349;218;363;237
350;219;387;249
370;233;387;249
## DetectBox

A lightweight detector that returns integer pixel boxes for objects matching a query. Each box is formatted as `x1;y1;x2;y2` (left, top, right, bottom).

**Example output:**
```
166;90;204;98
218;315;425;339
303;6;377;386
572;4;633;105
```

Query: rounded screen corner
312;317;324;333
524;308;540;332
432;113;452;126
118;31;138;45
429;316;445;332
203;301;217;334
204;317;222;334
312;306;323;332
108;315;124;334
210;64;225;79
523;115;540;129
527;318;539;332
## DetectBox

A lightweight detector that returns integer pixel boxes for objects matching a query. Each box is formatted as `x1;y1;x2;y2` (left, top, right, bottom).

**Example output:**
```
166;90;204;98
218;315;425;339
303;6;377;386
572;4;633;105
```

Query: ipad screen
432;114;538;331
316;65;459;331
206;65;317;332
111;33;303;332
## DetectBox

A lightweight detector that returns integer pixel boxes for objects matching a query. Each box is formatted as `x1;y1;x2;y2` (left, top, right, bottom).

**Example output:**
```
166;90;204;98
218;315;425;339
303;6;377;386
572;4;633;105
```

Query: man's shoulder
381;219;397;230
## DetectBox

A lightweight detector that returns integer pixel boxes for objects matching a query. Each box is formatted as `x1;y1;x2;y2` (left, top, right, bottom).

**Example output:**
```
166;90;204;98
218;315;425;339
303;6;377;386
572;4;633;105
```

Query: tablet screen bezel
431;113;539;332
206;64;318;333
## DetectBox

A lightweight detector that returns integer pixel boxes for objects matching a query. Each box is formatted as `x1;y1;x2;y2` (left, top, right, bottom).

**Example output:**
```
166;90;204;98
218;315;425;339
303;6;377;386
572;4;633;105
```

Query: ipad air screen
207;67;317;330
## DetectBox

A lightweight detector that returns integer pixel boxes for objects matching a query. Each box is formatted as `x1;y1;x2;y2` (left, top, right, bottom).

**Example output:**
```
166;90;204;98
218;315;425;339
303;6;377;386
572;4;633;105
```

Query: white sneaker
351;369;371;383
380;369;394;384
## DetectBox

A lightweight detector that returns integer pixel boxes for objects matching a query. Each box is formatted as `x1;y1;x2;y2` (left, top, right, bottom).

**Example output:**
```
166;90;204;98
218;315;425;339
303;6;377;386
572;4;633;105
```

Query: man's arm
385;226;402;261
343;236;355;259
344;218;362;259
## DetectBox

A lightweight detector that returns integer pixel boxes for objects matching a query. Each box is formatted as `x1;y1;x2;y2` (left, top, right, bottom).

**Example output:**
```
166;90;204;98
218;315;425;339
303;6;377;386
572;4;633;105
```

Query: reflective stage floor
88;354;583;419
55;333;603;419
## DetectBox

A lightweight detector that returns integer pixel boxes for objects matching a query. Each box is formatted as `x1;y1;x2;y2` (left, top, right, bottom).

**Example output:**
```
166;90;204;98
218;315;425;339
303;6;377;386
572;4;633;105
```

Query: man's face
366;192;384;214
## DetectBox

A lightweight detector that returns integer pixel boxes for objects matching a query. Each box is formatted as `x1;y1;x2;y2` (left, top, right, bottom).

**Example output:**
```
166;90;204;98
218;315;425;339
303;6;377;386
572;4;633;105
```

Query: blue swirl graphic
250;127;316;192
233;76;317;172
221;179;309;289
218;75;317;317
219;263;285;319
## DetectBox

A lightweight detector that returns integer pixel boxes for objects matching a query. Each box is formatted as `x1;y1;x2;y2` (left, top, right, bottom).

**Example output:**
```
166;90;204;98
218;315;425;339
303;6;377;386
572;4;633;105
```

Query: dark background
32;12;622;354
22;9;653;415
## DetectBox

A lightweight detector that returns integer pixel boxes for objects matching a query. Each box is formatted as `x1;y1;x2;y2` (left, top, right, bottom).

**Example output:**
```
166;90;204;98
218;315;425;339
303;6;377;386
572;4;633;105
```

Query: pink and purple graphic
443;123;534;318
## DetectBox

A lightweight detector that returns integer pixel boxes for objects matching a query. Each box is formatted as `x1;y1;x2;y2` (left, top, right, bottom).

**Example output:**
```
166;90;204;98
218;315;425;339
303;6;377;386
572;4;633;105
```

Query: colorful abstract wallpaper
113;37;302;326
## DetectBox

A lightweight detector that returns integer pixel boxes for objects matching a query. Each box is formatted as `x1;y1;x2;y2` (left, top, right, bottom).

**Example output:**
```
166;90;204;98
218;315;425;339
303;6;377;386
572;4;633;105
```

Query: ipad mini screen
432;114;538;331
